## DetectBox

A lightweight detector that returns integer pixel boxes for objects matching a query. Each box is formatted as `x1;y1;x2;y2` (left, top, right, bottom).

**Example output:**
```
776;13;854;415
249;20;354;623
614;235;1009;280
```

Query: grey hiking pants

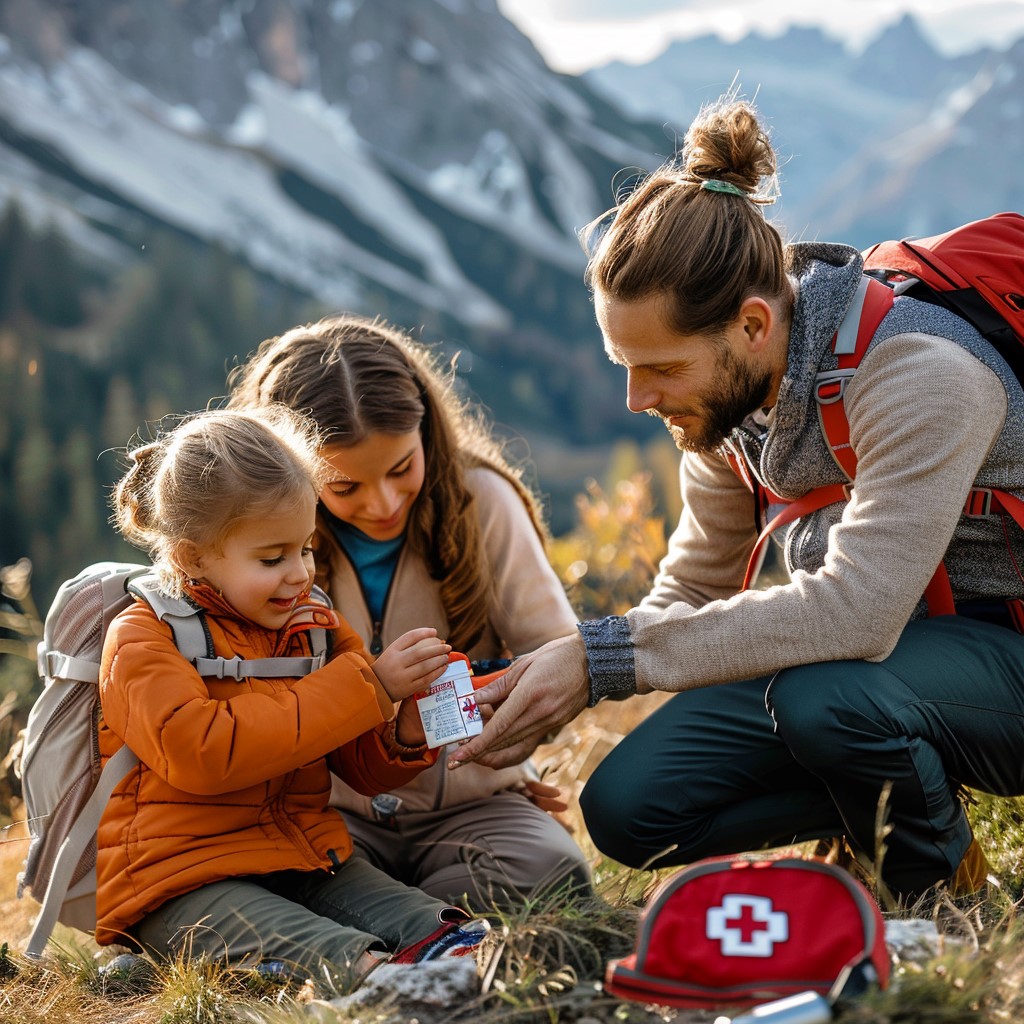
580;615;1024;896
131;855;452;982
343;790;592;911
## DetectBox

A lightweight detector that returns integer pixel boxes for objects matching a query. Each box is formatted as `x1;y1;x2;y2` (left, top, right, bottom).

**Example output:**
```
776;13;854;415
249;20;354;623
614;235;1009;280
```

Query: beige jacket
324;467;578;815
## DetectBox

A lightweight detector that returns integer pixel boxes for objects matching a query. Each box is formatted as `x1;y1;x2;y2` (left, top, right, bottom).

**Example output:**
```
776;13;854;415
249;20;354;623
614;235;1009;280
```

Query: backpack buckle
964;488;993;517
814;369;856;406
208;657;247;680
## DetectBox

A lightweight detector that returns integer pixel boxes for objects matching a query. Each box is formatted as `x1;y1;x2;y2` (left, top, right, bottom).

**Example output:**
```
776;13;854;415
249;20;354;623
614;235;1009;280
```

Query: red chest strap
732;276;1024;613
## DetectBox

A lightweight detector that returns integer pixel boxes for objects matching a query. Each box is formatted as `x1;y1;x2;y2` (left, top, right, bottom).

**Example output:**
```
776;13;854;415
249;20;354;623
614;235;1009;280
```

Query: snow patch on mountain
0;39;509;327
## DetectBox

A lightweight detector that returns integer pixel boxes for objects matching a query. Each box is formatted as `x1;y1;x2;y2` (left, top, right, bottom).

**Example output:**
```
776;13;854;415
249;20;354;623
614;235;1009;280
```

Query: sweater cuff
382;718;431;760
578;617;637;707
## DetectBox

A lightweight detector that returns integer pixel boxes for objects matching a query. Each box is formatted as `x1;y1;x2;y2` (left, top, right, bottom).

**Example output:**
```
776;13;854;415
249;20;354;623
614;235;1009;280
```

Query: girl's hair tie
129;441;163;463
700;179;749;198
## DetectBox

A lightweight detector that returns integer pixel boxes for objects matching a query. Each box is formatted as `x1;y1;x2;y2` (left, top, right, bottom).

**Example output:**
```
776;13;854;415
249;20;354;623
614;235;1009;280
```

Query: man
447;98;1024;898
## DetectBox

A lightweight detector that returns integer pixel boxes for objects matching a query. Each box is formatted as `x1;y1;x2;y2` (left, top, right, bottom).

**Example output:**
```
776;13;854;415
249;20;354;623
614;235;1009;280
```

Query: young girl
227;315;591;910
98;406;488;983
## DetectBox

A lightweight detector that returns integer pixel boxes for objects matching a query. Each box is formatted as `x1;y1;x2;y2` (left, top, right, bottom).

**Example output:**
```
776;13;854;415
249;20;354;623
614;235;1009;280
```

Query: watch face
371;793;403;824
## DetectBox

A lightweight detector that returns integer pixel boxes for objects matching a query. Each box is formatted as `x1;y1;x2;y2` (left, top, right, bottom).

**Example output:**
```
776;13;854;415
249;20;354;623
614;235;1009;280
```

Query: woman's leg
579;676;842;869
768;615;1024;895
386;794;593;910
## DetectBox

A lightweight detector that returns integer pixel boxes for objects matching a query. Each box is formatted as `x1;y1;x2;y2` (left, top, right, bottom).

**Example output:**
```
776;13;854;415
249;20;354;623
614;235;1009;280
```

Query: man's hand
447;633;590;770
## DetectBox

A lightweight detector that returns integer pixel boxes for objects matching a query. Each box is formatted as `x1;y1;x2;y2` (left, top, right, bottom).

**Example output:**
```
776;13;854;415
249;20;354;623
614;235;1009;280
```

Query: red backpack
605;854;889;1010
739;213;1024;613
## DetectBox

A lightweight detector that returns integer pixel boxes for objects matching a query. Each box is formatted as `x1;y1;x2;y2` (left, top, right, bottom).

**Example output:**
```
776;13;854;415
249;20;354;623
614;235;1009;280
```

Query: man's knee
767;662;874;770
580;763;685;869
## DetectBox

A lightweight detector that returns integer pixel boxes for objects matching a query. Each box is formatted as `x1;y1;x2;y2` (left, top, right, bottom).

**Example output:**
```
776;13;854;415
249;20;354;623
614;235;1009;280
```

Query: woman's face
320;430;426;541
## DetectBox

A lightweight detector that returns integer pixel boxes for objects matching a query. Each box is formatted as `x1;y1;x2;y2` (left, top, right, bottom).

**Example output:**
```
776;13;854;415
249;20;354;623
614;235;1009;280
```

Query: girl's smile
183;491;317;630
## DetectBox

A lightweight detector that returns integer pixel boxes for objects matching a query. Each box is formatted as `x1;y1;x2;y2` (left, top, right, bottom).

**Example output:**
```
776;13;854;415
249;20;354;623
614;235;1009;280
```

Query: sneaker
98;952;159;996
391;919;491;964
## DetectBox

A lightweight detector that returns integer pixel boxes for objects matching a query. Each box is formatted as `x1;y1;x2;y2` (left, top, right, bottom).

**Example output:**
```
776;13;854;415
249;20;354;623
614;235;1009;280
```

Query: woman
228;314;591;910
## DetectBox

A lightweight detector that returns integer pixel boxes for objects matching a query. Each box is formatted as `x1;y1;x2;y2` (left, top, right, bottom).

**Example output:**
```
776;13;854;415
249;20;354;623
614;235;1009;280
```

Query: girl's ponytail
111;440;166;554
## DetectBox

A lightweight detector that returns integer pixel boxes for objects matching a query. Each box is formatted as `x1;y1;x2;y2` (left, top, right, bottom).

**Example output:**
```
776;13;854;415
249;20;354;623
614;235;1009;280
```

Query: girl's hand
394;697;428;748
374;627;451;701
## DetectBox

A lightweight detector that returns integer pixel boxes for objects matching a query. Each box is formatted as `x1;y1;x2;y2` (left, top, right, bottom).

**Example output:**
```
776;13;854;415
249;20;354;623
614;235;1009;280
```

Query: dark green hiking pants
580;615;1024;895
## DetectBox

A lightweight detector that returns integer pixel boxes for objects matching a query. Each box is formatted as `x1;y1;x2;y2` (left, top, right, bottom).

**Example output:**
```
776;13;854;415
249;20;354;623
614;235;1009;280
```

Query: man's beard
655;345;773;454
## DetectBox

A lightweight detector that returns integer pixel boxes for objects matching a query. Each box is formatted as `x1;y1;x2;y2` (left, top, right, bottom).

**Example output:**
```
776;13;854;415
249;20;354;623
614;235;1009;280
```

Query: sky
495;0;1024;74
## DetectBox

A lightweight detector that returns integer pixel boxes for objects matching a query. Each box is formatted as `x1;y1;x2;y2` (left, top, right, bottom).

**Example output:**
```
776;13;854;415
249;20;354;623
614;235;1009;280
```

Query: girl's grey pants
132;855;452;983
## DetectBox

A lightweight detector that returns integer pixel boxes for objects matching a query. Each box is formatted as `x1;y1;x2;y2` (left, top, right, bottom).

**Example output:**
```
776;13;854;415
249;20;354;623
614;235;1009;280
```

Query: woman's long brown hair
228;314;546;651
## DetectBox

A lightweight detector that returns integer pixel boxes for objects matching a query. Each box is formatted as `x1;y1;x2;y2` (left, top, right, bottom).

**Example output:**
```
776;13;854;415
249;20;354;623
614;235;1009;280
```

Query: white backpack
16;561;330;959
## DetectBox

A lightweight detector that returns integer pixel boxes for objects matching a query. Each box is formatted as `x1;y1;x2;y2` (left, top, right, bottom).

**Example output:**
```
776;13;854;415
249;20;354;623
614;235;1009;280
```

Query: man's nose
626;369;659;414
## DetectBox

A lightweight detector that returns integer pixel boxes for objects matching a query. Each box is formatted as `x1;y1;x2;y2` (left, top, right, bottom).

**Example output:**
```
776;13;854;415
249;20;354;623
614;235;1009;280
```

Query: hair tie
700;179;749;198
130;441;163;463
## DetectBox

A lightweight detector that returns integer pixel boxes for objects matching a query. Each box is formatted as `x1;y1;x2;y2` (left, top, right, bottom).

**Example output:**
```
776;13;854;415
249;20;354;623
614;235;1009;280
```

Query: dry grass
4;688;1024;1023
0;696;677;1024
5;487;1024;1022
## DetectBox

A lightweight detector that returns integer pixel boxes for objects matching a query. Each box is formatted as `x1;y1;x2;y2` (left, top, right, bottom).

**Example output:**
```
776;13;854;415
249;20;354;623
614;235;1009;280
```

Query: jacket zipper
270;774;324;869
336;544;448;808
338;544;407;656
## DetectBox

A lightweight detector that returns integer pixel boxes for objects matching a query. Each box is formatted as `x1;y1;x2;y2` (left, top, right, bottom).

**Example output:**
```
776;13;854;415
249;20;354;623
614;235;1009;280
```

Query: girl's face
320;430;426;541
188;491;316;630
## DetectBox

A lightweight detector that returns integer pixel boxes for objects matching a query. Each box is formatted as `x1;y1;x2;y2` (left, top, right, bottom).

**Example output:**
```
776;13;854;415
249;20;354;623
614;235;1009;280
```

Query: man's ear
738;296;773;353
174;540;205;579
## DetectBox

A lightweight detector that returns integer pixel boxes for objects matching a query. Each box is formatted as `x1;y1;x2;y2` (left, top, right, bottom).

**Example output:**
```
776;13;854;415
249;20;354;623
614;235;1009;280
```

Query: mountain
0;0;671;332
584;14;1024;248
0;0;682;457
2;1;1024;605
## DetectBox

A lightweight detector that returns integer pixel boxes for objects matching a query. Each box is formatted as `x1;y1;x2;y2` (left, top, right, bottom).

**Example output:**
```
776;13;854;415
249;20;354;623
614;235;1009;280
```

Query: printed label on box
417;660;483;748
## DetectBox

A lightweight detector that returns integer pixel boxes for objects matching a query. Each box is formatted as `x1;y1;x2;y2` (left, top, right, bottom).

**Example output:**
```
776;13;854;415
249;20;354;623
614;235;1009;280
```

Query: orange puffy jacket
95;584;435;946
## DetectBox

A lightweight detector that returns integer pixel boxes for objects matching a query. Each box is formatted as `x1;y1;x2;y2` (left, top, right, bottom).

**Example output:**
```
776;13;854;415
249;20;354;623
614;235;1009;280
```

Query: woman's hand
373;627;451;701
519;778;569;815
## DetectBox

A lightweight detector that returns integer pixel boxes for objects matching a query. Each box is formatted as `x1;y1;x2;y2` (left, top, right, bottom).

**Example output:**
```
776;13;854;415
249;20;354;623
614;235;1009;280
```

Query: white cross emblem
706;894;789;957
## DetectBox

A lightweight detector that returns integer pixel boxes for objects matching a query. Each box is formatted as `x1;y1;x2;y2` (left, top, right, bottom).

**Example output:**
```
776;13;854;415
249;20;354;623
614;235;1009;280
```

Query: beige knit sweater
626;331;1007;694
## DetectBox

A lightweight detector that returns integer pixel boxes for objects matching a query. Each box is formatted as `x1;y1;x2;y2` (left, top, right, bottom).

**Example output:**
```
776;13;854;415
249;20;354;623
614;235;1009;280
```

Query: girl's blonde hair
111;406;325;594
227;314;545;652
583;97;788;333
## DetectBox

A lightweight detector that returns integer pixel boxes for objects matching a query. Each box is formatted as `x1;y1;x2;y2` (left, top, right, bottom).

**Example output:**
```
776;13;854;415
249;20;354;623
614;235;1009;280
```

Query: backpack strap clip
192;653;327;680
964;487;994;518
814;368;857;406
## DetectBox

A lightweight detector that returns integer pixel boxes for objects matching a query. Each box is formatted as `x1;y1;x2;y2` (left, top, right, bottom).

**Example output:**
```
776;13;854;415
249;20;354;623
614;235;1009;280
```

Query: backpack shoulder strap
24;743;139;960
128;573;213;662
812;275;895;481
765;274;1024;614
128;575;331;679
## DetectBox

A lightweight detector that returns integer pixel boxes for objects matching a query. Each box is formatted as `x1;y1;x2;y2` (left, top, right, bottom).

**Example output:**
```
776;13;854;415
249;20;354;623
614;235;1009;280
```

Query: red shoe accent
392;919;490;964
